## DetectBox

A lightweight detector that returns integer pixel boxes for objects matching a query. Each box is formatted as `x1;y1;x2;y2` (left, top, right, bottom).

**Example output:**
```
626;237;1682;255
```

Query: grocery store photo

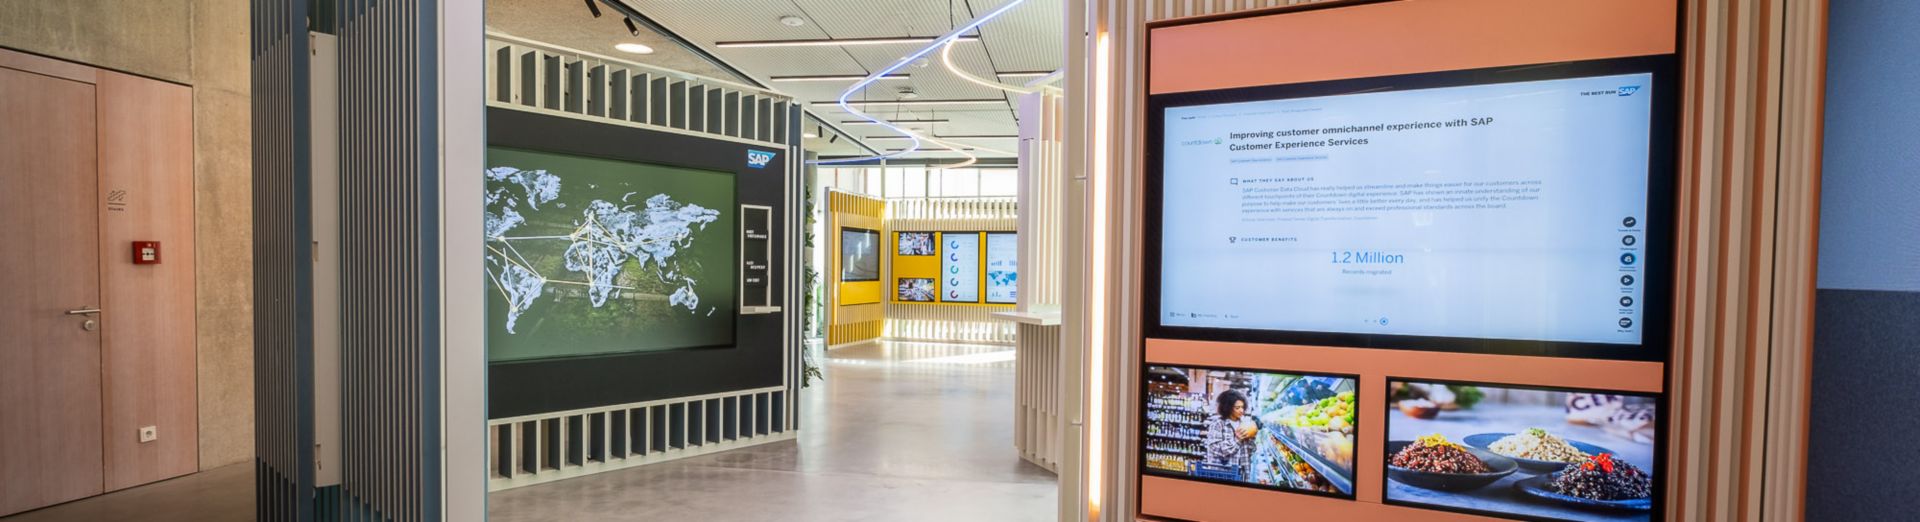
1385;379;1662;521
1141;365;1358;498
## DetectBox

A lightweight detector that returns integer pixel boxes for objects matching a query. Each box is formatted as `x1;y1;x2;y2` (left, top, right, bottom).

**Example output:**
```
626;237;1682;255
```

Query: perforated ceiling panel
612;0;1061;160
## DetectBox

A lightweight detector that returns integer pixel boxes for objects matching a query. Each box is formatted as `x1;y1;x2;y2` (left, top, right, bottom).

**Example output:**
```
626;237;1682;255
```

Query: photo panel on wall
1383;379;1661;522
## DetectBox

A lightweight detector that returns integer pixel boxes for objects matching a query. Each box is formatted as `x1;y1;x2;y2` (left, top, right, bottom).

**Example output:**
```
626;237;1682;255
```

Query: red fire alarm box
132;241;161;265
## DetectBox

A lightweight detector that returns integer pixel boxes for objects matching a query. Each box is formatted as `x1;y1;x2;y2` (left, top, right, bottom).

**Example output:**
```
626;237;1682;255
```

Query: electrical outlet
139;426;158;443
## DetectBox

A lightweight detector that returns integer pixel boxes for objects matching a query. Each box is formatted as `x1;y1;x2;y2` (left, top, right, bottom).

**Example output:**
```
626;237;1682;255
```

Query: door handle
65;307;101;316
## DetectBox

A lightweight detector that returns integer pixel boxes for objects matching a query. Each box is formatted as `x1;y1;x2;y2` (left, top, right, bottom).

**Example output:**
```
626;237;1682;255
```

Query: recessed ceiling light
614;43;655;54
779;15;807;27
803;132;819;138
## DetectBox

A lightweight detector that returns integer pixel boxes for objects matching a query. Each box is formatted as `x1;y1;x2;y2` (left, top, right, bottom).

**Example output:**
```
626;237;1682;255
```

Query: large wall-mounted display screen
1142;364;1358;498
1150;57;1675;361
1384;379;1661;521
942;232;981;302
840;228;880;282
484;146;737;362
985;232;1019;304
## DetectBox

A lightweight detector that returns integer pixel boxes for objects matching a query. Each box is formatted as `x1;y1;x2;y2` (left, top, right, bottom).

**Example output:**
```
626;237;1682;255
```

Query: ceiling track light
809;99;1004;107
839;119;948;125
717;35;980;49
623;18;641;37
584;0;602;18
769;74;910;82
808;0;1029;165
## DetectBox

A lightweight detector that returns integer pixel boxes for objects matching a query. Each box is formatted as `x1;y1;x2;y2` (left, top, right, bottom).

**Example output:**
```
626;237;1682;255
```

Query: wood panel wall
96;70;200;491
0;49;199;499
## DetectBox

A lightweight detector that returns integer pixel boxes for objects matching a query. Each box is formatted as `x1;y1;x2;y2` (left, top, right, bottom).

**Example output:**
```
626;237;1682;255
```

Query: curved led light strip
809;0;1029;165
941;39;1037;94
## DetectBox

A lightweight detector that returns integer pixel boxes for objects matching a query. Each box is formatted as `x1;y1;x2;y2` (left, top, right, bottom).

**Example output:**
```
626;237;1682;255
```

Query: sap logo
1618;85;1641;96
746;149;777;169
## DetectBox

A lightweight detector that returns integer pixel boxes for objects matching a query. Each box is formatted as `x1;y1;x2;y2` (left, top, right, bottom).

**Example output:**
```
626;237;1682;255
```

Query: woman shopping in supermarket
1203;390;1260;476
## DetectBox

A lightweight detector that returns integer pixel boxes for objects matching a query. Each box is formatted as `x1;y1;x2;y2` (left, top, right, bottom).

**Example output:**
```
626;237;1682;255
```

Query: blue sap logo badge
746;149;777;169
1618;85;1641;96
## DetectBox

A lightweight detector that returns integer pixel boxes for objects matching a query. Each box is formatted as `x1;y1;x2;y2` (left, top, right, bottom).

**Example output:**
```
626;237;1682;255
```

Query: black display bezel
486;107;784;418
1143;55;1682;363
1137;362;1363;501
1379;377;1668;522
839;227;881;282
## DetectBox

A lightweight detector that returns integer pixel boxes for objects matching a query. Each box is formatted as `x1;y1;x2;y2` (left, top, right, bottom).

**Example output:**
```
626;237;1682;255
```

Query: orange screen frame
1138;1;1681;520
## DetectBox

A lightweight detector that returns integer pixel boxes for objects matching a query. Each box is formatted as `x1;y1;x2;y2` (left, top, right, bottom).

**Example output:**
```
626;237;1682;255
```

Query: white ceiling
614;0;1062;160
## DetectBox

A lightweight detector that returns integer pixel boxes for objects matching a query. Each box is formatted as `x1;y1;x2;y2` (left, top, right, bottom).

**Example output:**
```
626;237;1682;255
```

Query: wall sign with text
740;205;773;311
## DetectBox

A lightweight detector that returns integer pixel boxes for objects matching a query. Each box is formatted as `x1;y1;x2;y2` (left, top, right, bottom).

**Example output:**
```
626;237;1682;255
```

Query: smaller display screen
985;232;1018;304
941;233;981;302
898;231;936;256
1384;379;1661;521
897;278;937;302
1142;364;1357;498
840;228;880;282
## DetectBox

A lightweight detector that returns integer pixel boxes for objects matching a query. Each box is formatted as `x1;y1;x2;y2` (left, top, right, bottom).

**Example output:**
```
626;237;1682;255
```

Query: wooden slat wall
1019;92;1067;310
1063;0;1827;520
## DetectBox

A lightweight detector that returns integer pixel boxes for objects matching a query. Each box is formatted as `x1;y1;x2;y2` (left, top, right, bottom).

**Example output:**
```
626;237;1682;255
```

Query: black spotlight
583;0;602;18
624;18;641;36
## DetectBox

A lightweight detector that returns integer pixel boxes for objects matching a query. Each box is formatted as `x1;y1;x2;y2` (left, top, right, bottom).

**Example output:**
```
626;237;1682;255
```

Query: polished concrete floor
0;462;253;522
488;340;1057;521
1;340;1055;521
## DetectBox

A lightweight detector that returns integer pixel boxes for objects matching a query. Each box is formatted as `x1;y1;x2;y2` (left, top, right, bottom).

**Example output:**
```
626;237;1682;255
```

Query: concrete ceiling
487;0;1061;161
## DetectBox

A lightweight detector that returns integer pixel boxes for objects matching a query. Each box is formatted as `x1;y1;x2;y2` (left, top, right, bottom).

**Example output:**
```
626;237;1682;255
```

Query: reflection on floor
0;340;1053;522
488;340;1057;522
0;462;253;522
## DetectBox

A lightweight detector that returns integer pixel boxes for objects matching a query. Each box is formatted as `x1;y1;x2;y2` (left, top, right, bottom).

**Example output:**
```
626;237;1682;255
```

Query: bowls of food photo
1385;435;1519;492
1511;453;1655;512
1463;429;1617;474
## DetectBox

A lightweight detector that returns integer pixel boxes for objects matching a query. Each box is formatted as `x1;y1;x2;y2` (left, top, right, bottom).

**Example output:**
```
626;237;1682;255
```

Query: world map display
485;147;735;362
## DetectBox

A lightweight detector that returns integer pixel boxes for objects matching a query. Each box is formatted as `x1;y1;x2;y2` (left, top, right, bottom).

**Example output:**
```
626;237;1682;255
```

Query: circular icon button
1620;252;1637;266
1622;235;1637;246
1619;317;1635;328
1621;274;1636;286
1623;216;1638;228
1620;296;1634;307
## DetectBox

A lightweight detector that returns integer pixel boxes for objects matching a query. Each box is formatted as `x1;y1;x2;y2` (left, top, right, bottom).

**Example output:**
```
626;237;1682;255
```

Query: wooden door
0;65;107;516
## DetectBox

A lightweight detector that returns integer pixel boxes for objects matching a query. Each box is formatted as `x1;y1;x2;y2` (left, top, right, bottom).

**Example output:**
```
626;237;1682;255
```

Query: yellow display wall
827;191;885;345
890;231;1006;306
